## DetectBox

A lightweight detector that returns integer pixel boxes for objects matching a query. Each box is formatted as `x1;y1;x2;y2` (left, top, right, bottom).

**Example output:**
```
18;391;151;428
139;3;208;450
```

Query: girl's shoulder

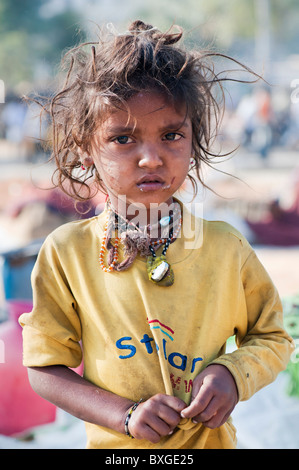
202;218;253;257
43;214;104;249
180;200;249;247
203;218;248;241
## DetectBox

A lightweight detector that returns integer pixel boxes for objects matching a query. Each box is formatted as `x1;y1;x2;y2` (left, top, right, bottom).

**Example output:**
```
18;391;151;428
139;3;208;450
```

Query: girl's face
90;89;193;217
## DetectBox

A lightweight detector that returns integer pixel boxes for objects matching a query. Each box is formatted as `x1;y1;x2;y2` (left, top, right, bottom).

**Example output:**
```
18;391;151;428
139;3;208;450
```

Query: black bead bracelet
124;399;143;438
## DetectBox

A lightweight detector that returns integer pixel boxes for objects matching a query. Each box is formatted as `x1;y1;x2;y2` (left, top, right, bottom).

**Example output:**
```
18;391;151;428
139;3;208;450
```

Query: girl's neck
108;196;175;228
107;196;181;243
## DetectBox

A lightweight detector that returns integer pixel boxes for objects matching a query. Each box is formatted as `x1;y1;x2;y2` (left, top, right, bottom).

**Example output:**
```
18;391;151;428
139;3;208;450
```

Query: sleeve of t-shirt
212;249;294;402
19;234;83;369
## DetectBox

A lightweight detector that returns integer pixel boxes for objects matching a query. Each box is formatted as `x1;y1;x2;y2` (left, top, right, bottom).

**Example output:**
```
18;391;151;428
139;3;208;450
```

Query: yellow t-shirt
19;204;293;449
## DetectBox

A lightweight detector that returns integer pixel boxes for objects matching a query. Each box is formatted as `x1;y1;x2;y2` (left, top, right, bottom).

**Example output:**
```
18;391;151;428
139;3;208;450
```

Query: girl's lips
137;175;166;192
137;181;165;192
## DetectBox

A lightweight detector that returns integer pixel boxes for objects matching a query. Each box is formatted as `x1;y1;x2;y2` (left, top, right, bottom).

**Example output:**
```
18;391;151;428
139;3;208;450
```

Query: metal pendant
146;254;174;287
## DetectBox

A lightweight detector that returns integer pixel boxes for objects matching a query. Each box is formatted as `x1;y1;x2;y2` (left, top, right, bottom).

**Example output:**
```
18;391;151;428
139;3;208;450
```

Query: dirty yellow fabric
19;202;293;449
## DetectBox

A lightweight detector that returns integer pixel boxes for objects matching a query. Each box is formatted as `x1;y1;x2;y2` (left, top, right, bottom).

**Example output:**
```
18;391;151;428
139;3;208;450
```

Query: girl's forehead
101;90;188;126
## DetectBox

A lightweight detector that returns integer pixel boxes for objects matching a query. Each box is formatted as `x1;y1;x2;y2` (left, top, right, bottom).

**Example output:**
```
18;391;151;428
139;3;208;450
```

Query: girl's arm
28;365;134;434
27;365;186;442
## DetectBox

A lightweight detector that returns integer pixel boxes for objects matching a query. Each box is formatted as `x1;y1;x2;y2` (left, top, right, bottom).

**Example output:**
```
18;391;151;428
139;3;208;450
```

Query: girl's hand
180;364;238;429
127;393;186;443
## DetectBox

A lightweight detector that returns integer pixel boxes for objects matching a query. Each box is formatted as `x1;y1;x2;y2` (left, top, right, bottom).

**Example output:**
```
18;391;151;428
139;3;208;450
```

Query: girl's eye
114;135;133;144
164;133;182;141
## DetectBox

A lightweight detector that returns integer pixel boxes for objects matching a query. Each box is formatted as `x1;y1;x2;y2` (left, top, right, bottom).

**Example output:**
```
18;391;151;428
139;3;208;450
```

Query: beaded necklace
99;214;121;273
99;203;182;286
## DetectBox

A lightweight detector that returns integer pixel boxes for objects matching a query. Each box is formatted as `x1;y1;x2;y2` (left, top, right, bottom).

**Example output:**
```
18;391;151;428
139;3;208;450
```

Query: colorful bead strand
99;204;182;275
151;217;182;249
99;216;121;272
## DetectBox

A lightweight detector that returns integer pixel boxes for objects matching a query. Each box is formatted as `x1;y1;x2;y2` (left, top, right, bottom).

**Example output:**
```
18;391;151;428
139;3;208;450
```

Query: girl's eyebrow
105;120;190;135
105;125;135;135
163;120;190;131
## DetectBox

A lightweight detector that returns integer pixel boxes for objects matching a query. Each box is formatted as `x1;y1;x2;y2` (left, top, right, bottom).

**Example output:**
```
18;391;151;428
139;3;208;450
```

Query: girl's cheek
96;160;125;195
102;158;118;175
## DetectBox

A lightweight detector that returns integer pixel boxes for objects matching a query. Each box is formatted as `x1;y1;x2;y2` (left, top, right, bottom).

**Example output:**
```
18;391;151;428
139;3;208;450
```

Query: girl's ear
82;155;94;167
77;148;94;168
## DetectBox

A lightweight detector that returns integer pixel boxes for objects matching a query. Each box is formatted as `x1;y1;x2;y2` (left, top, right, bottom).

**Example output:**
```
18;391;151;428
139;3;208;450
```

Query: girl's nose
138;145;163;169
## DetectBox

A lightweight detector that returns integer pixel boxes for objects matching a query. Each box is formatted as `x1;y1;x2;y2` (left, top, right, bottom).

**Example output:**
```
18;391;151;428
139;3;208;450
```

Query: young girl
19;20;293;449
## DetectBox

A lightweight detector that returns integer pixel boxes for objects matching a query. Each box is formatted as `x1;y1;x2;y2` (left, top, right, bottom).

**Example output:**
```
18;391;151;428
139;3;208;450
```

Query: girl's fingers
190;395;218;423
129;394;186;442
199;407;232;429
131;418;170;443
161;394;187;413
181;382;213;419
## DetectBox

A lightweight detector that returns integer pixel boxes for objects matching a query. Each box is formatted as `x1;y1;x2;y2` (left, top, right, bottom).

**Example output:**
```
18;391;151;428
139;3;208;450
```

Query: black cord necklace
147;221;175;286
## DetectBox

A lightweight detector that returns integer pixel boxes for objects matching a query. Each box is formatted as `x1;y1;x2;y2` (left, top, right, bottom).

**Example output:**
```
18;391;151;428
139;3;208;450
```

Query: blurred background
0;0;299;449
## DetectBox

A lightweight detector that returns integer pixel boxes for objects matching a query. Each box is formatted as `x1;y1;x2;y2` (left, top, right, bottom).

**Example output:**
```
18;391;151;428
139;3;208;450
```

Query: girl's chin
110;193;173;206
129;194;174;208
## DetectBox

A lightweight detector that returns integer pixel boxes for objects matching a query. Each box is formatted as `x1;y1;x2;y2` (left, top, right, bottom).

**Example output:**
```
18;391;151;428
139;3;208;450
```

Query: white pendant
151;261;169;281
160;216;171;227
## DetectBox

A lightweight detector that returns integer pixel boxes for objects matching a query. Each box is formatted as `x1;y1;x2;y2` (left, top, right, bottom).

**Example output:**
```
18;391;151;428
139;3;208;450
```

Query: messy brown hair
32;20;260;202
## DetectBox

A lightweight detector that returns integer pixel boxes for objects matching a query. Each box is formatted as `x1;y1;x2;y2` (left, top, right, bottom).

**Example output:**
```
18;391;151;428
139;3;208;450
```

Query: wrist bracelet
124;399;143;438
